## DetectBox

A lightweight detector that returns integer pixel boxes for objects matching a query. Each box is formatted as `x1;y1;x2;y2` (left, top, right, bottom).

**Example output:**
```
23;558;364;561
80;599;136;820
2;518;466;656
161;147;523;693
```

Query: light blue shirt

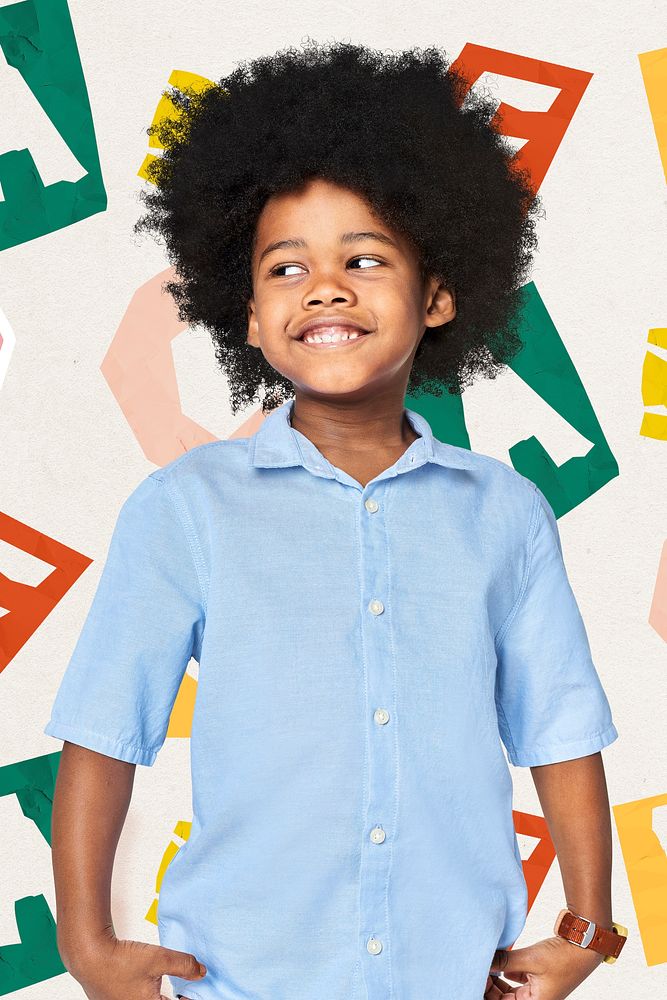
44;397;618;1000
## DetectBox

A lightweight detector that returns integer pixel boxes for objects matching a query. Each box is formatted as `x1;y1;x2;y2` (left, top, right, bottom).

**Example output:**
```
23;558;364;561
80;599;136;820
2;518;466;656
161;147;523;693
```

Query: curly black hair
133;38;542;415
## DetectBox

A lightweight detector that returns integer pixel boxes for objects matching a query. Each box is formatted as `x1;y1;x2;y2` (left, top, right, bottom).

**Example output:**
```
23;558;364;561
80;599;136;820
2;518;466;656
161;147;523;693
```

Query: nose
303;269;356;307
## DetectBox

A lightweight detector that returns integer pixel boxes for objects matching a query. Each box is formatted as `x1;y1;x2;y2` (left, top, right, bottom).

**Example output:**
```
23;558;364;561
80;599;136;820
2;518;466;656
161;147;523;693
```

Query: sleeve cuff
43;719;159;766
507;721;619;767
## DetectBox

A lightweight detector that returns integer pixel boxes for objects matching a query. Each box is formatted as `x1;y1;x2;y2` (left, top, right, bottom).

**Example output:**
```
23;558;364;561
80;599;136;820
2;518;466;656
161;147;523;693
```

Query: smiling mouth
298;326;373;347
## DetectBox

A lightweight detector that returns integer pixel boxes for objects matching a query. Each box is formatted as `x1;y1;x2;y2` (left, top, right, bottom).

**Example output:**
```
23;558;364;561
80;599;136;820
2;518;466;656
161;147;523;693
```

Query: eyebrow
257;230;399;265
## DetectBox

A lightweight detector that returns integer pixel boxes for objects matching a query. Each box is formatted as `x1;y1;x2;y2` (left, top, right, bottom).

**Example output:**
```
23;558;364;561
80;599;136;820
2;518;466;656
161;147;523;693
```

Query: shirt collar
249;398;475;477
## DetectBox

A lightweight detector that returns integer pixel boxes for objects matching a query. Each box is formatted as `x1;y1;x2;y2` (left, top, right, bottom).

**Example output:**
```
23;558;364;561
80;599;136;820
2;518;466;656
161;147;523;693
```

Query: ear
423;276;456;329
246;297;260;348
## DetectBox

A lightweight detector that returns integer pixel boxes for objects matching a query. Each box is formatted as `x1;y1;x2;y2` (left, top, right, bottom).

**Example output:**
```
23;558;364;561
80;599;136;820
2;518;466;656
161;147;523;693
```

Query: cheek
382;292;423;345
252;298;292;347
378;280;422;321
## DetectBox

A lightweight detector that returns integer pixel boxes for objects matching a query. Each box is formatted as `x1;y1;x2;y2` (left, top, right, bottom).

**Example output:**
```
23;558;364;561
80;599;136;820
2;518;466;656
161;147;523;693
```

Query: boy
44;41;624;1000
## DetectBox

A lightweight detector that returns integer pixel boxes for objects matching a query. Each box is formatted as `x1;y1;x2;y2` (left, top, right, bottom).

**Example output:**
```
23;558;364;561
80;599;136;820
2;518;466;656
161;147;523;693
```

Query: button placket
358;488;395;995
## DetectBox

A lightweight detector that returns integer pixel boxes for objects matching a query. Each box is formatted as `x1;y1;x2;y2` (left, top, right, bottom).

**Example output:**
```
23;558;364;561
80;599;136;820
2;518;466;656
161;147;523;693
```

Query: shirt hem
43;719;158;766
169;978;206;1000
508;721;619;766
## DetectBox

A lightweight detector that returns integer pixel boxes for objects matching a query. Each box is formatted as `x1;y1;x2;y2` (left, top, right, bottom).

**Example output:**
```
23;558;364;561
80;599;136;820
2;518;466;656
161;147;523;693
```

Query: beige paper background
1;0;665;996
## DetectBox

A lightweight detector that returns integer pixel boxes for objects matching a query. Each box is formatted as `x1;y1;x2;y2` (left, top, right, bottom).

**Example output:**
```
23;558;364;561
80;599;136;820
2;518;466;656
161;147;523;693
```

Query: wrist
554;907;628;964
565;899;612;928
552;935;603;967
57;923;117;972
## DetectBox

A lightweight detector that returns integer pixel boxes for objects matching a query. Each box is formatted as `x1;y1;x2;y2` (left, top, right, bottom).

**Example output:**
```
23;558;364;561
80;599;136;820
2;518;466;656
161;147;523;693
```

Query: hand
62;928;207;999
484;935;604;999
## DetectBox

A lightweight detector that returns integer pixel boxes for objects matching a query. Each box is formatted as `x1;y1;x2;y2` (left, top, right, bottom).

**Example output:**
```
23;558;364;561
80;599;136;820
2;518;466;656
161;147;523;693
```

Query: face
247;176;455;403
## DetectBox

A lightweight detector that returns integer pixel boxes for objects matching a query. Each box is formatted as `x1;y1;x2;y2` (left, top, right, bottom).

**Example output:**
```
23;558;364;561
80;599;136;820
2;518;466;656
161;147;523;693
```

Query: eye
269;255;383;277
270;263;304;277
348;256;382;269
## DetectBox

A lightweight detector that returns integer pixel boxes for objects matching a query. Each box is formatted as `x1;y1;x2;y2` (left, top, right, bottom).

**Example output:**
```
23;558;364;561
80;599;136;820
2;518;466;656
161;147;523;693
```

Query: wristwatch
554;908;628;963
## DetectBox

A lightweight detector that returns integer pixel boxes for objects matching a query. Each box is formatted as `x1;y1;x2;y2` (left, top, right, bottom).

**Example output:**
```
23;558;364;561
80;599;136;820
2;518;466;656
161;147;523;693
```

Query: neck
288;395;420;455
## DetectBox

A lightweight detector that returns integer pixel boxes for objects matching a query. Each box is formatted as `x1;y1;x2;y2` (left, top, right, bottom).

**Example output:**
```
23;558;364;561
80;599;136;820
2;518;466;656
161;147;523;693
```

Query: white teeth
302;330;364;344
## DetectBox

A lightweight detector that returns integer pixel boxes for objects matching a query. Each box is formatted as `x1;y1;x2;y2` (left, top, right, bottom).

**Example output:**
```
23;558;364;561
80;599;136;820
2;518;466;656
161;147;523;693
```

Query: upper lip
294;315;371;340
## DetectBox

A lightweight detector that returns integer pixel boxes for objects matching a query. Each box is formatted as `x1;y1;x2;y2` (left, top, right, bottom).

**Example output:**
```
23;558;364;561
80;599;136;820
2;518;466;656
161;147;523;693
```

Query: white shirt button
370;826;386;844
374;708;390;725
368;599;384;615
367;936;383;955
364;498;379;513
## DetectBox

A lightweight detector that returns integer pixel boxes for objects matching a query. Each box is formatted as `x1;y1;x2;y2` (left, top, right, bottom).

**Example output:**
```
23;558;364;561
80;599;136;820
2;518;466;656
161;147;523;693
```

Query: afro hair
134;38;542;415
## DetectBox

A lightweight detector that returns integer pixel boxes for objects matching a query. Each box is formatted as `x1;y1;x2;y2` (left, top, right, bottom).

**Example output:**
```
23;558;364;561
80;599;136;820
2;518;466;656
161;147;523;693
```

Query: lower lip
297;330;373;348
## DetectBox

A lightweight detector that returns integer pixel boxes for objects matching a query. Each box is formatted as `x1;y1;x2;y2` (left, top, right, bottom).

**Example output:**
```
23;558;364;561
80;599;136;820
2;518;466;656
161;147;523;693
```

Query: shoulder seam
494;483;541;653
477;452;535;484
440;443;537;487
148;437;244;478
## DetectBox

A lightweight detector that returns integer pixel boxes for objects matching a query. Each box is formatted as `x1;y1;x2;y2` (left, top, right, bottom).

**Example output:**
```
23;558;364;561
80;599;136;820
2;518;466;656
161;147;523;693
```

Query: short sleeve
494;485;619;767
43;473;206;766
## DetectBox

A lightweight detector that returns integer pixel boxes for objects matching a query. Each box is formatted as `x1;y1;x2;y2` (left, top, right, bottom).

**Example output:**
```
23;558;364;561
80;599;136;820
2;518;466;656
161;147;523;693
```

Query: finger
490;950;530;984
490;949;509;973
152;946;206;982
490;974;518;996
484;975;500;999
487;983;513;998
501;970;529;985
493;944;534;978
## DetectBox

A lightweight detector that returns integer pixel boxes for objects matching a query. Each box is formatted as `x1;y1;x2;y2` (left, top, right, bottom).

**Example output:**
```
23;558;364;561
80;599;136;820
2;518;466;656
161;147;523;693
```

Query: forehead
251;177;413;265
254;178;390;244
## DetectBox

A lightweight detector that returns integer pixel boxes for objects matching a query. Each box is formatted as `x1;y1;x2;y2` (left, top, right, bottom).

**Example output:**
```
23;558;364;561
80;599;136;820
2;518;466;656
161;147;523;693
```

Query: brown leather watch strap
554;909;627;962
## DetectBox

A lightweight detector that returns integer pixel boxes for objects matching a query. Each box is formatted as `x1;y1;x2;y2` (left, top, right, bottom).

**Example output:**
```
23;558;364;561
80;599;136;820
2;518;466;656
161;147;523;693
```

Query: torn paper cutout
0;0;106;250
512;809;556;914
145;819;192;926
408;280;618;517
101;266;265;466
0;752;67;991
138;69;217;184
641;328;667;440
638;48;667;184
0;303;16;393
449;43;592;194
614;794;667;966
649;539;667;641
165;670;198;738
0;510;91;672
